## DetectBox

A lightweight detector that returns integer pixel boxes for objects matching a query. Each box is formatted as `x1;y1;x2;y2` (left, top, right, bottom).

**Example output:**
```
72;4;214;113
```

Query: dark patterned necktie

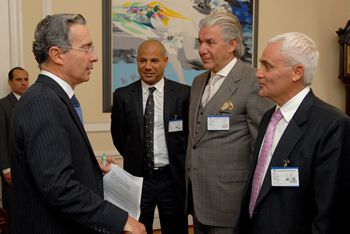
143;87;156;172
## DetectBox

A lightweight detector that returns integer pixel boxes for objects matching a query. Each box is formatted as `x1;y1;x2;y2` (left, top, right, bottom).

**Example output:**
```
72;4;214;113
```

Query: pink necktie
249;108;282;217
201;74;222;107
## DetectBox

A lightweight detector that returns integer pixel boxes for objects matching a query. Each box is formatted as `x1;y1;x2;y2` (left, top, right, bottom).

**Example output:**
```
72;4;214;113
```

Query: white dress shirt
210;57;238;95
259;87;311;187
141;78;169;168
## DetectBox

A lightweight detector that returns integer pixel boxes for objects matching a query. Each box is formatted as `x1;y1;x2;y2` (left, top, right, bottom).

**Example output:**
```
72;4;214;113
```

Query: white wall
0;0;11;98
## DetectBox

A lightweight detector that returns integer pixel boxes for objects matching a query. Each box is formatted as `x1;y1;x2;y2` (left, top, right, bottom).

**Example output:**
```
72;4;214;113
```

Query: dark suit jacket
111;78;190;209
0;92;17;172
185;59;274;227
0;92;17;211
9;75;128;234
235;90;350;234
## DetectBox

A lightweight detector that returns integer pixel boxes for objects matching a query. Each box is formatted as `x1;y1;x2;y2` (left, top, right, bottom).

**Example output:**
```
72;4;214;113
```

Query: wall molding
41;0;53;18
95;151;122;160
8;0;23;68
84;122;111;133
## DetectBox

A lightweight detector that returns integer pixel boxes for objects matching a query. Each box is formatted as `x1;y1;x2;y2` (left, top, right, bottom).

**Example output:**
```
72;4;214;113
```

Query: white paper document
103;164;143;220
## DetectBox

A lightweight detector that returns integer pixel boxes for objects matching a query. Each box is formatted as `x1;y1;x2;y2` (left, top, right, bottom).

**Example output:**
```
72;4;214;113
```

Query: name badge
207;116;229;131
271;167;299;187
169;119;183;132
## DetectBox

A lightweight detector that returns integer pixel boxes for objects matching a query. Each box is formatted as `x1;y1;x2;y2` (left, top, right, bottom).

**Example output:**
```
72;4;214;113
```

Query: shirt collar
41;70;75;98
141;77;164;94
12;92;21;100
211;57;237;77
278;86;311;123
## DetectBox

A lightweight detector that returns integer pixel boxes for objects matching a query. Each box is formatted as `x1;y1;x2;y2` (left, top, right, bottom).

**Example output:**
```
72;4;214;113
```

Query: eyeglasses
64;45;95;54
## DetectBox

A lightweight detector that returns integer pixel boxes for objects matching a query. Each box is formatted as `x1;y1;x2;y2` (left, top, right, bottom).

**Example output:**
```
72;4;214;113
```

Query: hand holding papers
103;164;143;220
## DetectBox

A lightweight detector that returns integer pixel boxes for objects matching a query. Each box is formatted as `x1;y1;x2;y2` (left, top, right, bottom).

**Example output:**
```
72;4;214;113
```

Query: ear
292;64;305;82
164;56;169;66
228;38;238;54
8;79;12;86
48;46;64;66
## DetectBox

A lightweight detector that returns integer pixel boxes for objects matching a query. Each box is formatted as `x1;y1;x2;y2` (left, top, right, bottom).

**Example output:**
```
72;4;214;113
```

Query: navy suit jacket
10;75;128;234
111;78;190;209
235;90;350;234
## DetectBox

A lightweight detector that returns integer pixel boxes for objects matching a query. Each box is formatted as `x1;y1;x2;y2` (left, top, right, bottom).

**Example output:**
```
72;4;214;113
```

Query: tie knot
271;108;283;124
71;95;80;107
209;74;222;86
149;87;156;94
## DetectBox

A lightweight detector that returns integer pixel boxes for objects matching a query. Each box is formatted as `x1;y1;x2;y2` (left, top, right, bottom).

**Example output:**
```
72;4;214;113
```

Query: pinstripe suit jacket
9;75;128;234
185;59;274;227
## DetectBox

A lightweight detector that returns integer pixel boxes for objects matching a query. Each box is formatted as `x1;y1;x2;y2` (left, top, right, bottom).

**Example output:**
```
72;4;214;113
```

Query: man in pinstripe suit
185;12;274;233
9;14;145;234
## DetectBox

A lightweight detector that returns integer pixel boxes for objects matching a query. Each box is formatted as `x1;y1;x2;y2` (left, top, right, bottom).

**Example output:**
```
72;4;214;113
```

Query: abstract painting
102;0;258;111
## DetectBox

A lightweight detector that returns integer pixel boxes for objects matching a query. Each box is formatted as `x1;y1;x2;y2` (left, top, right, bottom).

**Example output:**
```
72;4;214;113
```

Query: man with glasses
9;14;145;234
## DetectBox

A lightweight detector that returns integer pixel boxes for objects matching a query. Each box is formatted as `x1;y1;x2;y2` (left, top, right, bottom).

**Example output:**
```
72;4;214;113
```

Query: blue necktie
71;95;83;124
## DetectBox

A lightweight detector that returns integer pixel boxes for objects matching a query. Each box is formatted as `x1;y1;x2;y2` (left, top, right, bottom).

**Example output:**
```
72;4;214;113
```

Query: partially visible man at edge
9;13;145;234
0;67;29;232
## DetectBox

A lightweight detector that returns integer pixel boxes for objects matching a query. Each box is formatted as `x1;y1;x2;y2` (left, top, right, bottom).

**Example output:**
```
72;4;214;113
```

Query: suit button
98;226;102;232
94;225;98;230
98;183;102;190
197;121;200;124
200;112;204;115
103;228;107;233
193;146;197;150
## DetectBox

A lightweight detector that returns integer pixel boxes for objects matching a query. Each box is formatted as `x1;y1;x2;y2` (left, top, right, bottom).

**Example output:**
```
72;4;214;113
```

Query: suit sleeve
18;94;128;233
0;101;10;171
312;115;350;233
111;89;127;156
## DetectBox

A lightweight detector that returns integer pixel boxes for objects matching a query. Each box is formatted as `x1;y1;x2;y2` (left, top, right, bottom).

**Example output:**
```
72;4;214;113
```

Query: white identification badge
271;167;299;187
169;119;183;132
207;116;229;131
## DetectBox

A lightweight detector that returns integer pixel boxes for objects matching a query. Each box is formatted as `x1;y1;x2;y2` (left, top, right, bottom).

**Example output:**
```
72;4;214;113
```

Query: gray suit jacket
186;59;274;227
10;75;128;233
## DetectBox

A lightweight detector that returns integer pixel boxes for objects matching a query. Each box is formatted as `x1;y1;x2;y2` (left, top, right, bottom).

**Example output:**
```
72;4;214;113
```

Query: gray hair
199;12;245;58
268;32;319;86
32;14;86;68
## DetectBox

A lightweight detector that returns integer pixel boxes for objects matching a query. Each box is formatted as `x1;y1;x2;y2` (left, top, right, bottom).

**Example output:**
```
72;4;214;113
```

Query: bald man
111;40;190;233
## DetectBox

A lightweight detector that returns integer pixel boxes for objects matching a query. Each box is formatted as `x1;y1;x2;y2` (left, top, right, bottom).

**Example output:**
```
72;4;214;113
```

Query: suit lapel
36;75;94;153
8;92;18;108
192;61;242;145
163;78;172;144
255;90;315;207
189;71;209;144
132;80;144;141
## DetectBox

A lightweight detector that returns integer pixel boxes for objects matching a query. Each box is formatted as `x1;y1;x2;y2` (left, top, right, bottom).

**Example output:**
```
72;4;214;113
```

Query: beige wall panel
22;0;42;87
258;0;349;110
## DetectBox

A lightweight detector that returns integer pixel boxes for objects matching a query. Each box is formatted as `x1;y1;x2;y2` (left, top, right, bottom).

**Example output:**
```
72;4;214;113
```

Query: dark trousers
139;172;188;234
1;175;11;233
